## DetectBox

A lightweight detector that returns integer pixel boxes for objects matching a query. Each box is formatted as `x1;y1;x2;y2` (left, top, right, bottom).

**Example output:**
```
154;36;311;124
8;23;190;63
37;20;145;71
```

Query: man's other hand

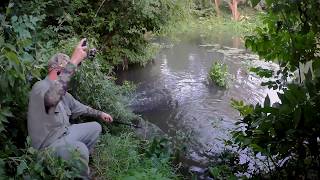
70;38;88;65
100;112;113;123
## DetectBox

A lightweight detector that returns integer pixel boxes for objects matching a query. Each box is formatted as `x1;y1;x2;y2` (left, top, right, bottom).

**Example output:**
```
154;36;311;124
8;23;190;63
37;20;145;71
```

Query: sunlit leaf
5;51;20;65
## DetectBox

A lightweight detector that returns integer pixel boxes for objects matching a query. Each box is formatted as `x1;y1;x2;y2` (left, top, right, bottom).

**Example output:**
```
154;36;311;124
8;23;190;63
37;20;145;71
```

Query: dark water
117;35;278;175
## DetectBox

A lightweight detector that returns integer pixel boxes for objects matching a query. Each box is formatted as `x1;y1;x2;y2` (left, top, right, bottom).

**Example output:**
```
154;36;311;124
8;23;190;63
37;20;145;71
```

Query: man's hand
100;112;113;123
70;38;88;65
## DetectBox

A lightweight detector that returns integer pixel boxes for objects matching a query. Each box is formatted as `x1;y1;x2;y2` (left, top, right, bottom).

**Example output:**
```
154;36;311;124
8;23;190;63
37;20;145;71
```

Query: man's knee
72;141;90;162
90;122;102;136
54;141;89;162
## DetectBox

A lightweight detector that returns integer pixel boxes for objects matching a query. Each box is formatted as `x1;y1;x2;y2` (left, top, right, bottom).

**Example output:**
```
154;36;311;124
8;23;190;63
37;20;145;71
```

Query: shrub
209;61;229;87
2;138;83;179
230;0;320;178
0;3;50;155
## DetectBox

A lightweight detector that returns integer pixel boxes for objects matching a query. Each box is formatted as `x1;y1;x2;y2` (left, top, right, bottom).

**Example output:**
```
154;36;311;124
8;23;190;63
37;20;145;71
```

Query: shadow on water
117;34;279;177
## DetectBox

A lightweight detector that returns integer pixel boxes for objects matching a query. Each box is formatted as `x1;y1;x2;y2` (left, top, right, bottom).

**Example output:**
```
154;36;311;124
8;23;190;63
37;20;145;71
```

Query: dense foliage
0;0;184;178
231;0;320;178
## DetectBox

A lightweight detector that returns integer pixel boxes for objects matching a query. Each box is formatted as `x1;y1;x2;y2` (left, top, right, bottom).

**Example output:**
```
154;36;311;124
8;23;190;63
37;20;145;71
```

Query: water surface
117;34;278;171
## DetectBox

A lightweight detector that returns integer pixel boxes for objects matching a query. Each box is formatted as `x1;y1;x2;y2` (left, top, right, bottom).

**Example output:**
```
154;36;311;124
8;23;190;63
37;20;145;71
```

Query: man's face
48;53;71;75
57;60;68;74
50;59;68;75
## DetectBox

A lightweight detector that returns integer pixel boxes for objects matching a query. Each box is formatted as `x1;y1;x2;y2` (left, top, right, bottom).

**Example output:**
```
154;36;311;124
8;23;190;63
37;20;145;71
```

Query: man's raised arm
44;39;87;113
44;63;77;112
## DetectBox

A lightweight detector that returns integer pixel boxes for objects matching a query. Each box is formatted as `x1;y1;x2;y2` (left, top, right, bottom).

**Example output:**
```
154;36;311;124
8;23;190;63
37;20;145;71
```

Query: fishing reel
82;39;97;60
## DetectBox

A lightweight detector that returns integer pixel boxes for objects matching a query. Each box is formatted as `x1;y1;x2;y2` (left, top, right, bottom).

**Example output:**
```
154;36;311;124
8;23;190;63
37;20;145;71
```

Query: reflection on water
117;35;279;170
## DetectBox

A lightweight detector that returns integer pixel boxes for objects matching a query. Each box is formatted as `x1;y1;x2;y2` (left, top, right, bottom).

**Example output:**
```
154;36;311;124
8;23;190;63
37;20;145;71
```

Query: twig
95;0;108;18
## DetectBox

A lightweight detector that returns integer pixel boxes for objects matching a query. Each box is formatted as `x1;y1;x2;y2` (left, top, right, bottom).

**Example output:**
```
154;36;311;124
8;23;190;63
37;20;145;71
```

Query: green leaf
304;68;313;82
17;161;28;176
250;67;273;78
0;159;6;177
209;167;220;177
312;60;320;77
264;94;270;107
11;15;17;22
250;0;261;7
1;107;14;117
293;107;301;129
251;143;267;154
5;51;20;65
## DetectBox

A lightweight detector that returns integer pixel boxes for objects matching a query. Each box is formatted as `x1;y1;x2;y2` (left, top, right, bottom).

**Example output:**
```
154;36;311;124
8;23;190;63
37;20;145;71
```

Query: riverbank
160;7;262;43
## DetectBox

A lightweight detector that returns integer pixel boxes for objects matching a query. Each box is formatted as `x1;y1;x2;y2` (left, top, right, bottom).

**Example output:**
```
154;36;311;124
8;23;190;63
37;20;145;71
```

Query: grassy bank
161;7;262;43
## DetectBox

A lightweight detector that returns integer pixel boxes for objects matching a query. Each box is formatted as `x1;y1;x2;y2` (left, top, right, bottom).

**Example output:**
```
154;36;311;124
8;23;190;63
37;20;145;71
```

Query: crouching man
27;39;113;178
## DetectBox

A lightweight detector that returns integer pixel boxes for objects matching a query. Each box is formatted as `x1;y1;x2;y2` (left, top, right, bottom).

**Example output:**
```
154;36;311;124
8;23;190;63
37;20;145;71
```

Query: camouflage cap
48;53;70;70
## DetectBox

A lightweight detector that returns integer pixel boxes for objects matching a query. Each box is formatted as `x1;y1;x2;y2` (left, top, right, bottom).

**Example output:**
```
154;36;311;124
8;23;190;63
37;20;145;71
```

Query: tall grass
92;133;179;180
160;7;263;42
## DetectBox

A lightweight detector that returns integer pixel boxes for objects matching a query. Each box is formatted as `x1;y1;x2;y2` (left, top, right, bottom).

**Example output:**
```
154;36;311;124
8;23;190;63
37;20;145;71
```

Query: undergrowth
92;133;179;180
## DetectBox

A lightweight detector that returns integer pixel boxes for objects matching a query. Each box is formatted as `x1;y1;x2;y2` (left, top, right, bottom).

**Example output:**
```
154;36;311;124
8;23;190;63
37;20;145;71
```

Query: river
117;34;279;177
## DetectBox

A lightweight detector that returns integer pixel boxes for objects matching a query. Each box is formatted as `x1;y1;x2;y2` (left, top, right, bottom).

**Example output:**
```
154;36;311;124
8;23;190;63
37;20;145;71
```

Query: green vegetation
249;67;273;78
4;0;319;179
0;0;184;178
208;150;248;179
92;133;178;179
226;0;320;179
3;141;84;179
161;2;261;42
209;61;229;87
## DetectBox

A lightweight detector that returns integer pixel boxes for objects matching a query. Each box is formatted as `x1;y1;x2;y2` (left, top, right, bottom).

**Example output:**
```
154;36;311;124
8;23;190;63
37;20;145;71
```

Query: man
27;39;113;178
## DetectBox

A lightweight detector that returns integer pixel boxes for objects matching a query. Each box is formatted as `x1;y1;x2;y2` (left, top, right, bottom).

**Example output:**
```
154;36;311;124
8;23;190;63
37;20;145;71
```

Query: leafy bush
229;0;320;178
249;67;273;78
1;138;83;179
208;151;248;180
209;61;229;87
0;3;50;155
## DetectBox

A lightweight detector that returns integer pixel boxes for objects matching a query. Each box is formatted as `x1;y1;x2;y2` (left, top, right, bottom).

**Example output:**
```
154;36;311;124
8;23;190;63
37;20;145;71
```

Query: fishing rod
80;40;141;129
112;121;142;129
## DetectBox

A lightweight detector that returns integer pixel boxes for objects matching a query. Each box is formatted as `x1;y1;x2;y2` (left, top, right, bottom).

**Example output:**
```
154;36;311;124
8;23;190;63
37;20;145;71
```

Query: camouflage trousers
49;122;102;179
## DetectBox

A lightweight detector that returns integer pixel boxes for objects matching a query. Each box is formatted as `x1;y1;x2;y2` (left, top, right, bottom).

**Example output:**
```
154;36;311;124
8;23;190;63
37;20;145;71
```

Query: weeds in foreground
3;138;84;179
92;133;179;180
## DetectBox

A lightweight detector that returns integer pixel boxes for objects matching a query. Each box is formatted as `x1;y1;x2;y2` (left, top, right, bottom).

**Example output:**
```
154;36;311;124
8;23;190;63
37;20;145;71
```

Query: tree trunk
228;0;240;21
213;0;221;17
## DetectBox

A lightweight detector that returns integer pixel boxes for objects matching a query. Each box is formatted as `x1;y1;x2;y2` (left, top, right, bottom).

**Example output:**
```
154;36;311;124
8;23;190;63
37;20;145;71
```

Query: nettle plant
232;0;320;178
